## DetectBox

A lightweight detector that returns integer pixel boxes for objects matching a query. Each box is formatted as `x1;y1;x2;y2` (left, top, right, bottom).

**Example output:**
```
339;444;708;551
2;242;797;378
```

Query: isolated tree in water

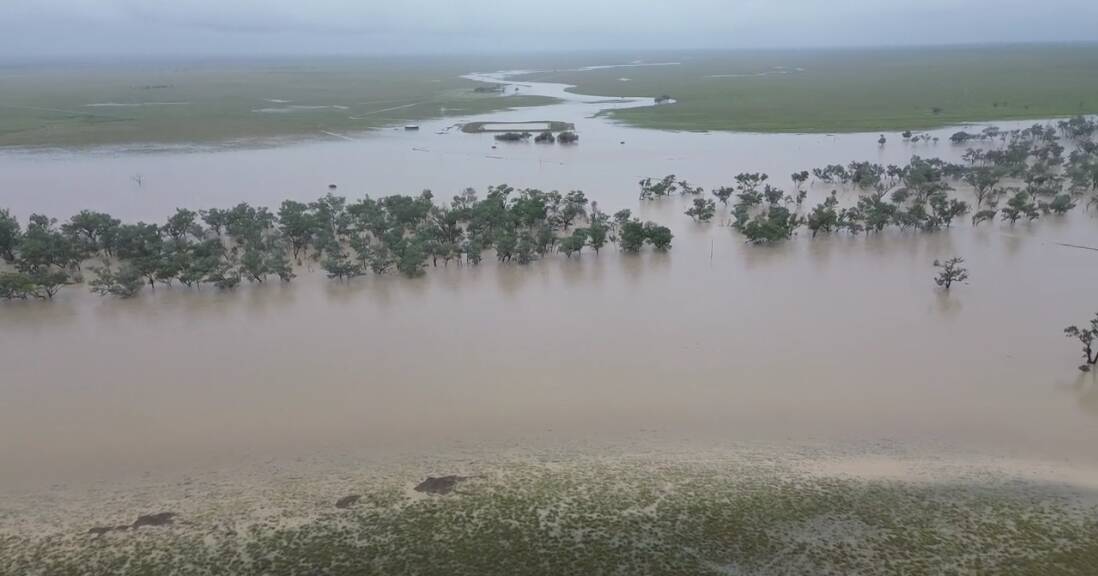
933;257;968;290
685;198;716;222
790;171;810;190
1064;313;1098;371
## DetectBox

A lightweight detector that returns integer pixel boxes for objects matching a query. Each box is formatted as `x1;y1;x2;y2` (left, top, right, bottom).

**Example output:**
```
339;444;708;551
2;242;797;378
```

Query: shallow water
1;67;1097;492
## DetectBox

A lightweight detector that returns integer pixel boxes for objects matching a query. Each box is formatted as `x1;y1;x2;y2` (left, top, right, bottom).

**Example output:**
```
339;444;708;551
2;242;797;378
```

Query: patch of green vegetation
0;58;558;148
461;121;574;133
516;45;1098;133
3;460;1096;575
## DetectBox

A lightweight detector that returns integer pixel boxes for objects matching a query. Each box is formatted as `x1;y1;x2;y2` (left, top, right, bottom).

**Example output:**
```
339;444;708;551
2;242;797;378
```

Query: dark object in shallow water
88;525;130;536
132;512;176;528
335;494;361;509
414;475;466;495
494;131;532;142
89;512;176;535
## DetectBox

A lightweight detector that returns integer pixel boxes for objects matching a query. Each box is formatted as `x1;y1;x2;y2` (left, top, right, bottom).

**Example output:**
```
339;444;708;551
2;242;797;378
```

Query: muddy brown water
1;67;1097;492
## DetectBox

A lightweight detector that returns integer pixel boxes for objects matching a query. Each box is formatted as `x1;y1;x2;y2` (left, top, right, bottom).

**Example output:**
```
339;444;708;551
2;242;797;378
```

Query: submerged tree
0;271;38;300
89;262;144;298
791;171;810;190
559;228;588;258
639;175;678;200
1064;313;1098;371
685;198;716;222
933;257;968;290
1000;190;1040;224
0;209;21;262
712;186;735;205
2;184;677;303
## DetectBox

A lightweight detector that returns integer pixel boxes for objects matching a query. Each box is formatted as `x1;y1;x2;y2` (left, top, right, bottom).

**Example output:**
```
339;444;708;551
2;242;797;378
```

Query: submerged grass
3;457;1096;575
516;44;1098;133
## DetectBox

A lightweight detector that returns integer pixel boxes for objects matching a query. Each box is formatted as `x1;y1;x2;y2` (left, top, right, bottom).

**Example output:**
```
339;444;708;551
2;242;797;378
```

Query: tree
685;198;716;222
397;240;428;276
712;186;735;205
62;210;120;256
1001;190;1039;224
163;209;201;243
791;171;810;190
201;208;229;237
515;233;537;264
559;190;589;228
2;186;672;300
89;262;144;298
0;209;21;262
208;264;242;290
933;257;968;290
1042;194;1076;215
267;246;295;282
950;131;976;144
1064;313;1098;370
971;209;997;226
639;175;677;200
587;222;608;254
17;214;78;273
322;246;363;280
735;172;769;194
763;185;785;205
742;206;802;243
612;209;632;228
678;180;704;196
178;239;224;288
962;167;1001;207
368;244;394;274
928;191;968;227
113;222;164;288
806;192;840;237
619;220;647;253
463;239;483;265
240;243;270;283
560;228;588;258
0;272;36;300
28;269;70;299
644;223;673;251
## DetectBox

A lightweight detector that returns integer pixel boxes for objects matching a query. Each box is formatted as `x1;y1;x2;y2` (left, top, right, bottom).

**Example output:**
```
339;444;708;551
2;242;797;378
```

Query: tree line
641;116;1098;244
0;186;673;301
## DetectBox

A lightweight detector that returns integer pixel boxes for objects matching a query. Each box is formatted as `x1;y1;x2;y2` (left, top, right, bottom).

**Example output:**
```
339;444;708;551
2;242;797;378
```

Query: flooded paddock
1;67;1097;496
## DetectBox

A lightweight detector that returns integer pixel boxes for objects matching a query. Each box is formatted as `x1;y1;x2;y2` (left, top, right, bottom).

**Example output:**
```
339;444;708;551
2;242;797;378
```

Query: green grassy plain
3;459;1096;576
0;58;556;148
516;44;1098;133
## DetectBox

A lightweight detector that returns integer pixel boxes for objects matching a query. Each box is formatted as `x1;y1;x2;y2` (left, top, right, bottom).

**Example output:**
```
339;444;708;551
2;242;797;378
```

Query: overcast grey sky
4;0;1097;58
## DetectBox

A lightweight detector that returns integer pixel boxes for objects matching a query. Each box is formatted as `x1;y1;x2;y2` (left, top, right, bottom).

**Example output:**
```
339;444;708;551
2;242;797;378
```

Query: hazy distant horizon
5;0;1098;59
3;41;1097;67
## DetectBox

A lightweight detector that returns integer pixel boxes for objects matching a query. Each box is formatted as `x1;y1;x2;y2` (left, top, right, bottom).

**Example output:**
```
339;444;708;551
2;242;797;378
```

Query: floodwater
1;67;1097;493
